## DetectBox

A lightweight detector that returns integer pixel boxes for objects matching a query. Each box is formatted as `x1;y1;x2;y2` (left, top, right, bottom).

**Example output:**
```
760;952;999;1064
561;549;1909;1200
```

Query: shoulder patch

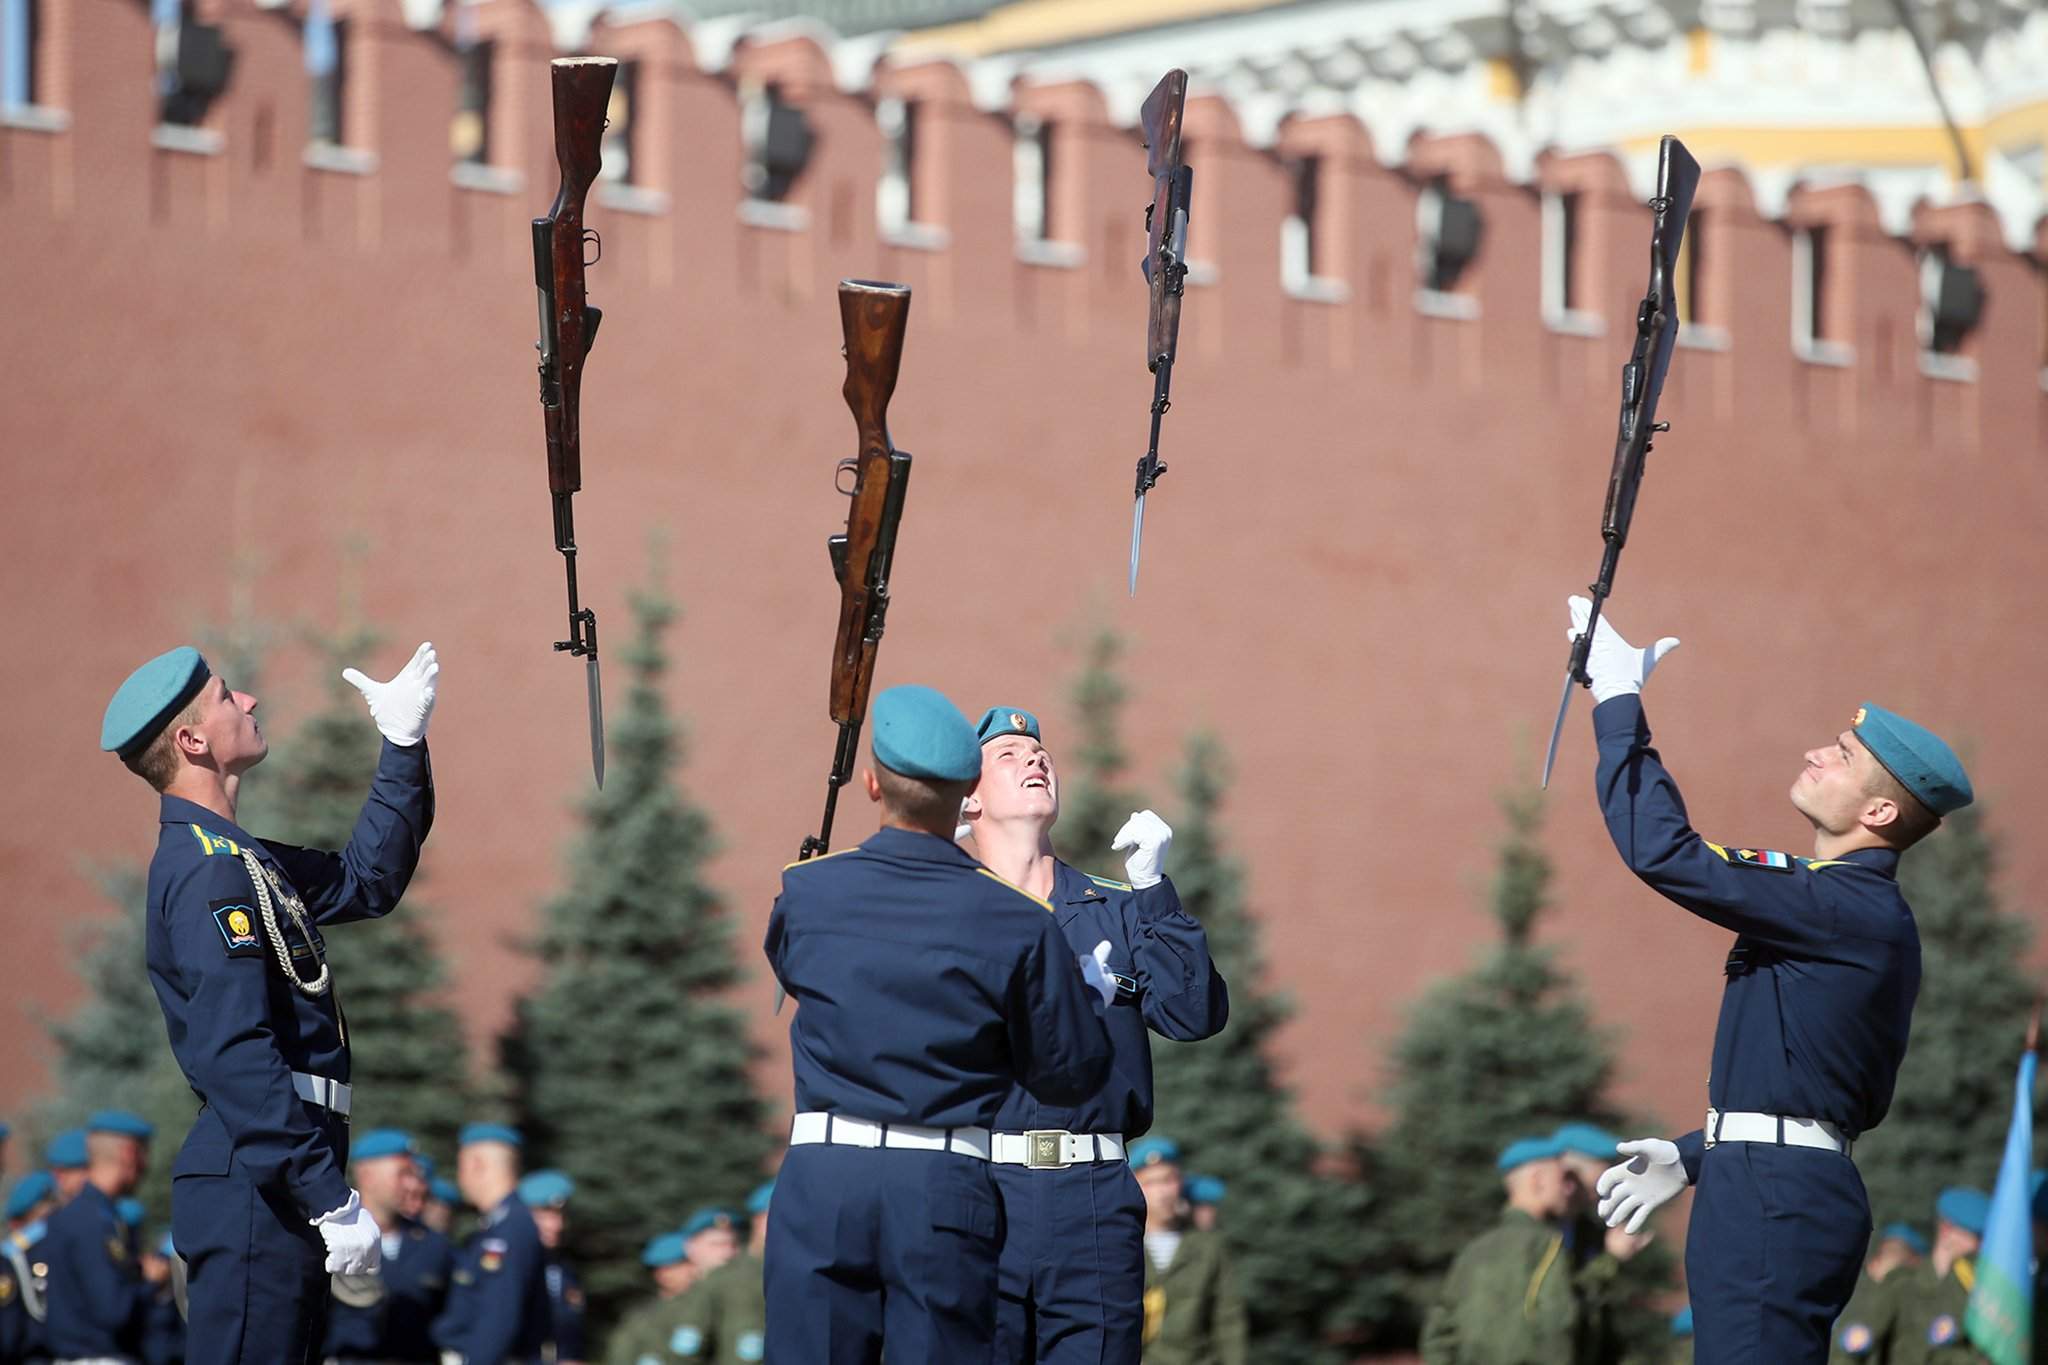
976;866;1055;913
188;825;243;858
737;1330;765;1361
781;847;856;873
1707;841;1793;873
210;899;264;957
1803;858;1856;872
1838;1322;1873;1355
1086;873;1134;892
671;1325;705;1356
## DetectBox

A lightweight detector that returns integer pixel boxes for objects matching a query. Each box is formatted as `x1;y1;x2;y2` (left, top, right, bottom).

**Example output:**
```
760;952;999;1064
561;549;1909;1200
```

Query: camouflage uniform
664;1253;764;1364
1140;1228;1246;1365
1421;1209;1592;1365
1830;1258;1987;1365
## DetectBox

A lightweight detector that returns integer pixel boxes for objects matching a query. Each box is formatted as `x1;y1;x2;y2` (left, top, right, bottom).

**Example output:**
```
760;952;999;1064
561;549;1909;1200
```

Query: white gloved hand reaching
342;642;439;747
1077;939;1116;1008
1111;811;1173;890
1566;598;1680;705
1595;1138;1689;1235
311;1190;383;1274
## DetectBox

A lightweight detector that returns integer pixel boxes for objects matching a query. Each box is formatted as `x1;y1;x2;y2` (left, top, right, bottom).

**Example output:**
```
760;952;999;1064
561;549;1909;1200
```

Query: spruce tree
235;624;472;1161
1148;736;1398;1359
1853;802;2036;1226
1050;627;1145;876
1377;787;1626;1317
500;584;773;1334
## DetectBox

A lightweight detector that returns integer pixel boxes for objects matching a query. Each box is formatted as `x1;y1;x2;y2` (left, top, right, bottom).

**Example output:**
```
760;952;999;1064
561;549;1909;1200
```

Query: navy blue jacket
544;1254;585;1359
0;1251;24;1365
765;827;1114;1128
322;1216;455;1361
40;1185;153;1356
436;1196;552;1364
2;1222;47;1359
1593;696;1920;1176
144;740;433;1217
991;863;1228;1136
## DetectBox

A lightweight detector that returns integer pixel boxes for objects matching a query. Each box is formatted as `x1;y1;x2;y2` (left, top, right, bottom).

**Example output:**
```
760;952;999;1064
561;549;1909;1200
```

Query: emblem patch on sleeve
1838;1322;1872;1355
210;899;264;957
1730;848;1792;873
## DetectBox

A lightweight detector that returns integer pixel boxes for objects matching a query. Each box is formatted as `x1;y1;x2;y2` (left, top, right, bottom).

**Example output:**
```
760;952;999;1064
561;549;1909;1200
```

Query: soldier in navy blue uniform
47;1130;89;1206
40;1110;168;1360
763;685;1117;1365
435;1123;552;1364
1569;599;1973;1365
959;706;1229;1365
102;641;440;1363
521;1169;587;1362
3;1168;56;1359
322;1128;455;1363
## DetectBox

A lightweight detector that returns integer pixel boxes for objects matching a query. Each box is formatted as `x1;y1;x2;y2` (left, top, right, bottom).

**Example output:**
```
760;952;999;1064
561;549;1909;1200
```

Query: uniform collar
1826;846;1901;880
1053;860;1115;907
70;1183;116;1224
484;1193;526;1228
861;826;981;866
159;794;267;860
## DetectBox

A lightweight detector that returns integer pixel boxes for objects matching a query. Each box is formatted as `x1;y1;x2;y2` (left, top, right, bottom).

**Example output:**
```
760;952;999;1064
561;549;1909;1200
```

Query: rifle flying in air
798;280;916;860
531;56;616;787
1128;69;1193;596
1541;135;1702;788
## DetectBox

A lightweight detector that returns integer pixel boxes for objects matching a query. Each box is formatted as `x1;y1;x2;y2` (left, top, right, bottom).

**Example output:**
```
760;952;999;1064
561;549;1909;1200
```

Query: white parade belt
789;1112;991;1160
293;1071;353;1117
1705;1108;1851;1156
990;1131;1127;1170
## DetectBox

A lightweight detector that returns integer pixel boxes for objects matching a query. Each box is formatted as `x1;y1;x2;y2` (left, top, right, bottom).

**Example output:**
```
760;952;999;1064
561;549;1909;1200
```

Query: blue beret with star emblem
1936;1186;1989;1236
1497;1136;1563;1174
1853;703;1973;817
458;1122;522;1149
518;1170;575;1208
88;1110;155;1140
975;706;1042;745
101;646;211;757
350;1129;418;1162
4;1172;54;1220
746;1182;775;1216
46;1129;86;1168
642;1232;689;1268
1551;1123;1621;1160
871;685;981;782
1128;1136;1181;1170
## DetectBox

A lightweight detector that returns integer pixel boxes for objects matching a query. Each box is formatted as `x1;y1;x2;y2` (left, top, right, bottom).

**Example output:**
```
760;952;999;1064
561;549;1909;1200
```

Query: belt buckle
1023;1130;1072;1170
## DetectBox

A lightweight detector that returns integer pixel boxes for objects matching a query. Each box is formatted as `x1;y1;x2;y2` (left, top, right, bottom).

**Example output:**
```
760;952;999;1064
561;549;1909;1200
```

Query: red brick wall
5;0;2046;1147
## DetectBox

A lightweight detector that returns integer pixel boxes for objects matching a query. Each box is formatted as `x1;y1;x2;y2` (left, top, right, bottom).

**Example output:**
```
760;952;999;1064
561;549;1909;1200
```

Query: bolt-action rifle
531;56;616;787
1541;135;1702;788
798;281;915;859
1128;68;1193;595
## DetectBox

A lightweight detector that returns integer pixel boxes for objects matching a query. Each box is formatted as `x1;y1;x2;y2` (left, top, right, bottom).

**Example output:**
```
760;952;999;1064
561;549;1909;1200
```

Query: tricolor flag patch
1732;848;1793;873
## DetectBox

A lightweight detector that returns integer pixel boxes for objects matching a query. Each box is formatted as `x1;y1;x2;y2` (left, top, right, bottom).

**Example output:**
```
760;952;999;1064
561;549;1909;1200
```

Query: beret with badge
1853;704;1973;817
101;647;212;758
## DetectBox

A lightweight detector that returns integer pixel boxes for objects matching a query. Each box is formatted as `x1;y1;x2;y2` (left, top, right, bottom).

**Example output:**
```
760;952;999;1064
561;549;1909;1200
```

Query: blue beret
642;1232;689;1268
0;1122;9;1141
1185;1174;1226;1206
1497;1136;1562;1174
414;1155;436;1181
1878;1221;1929;1255
429;1177;461;1206
870;685;980;782
1937;1187;1990;1236
1551;1123;1622;1160
1128;1136;1181;1170
746;1182;775;1216
115;1197;146;1228
350;1129;417;1162
101;646;211;757
1671;1307;1693;1337
46;1130;86;1167
1854;704;1972;817
89;1110;155;1140
457;1122;522;1149
4;1172;55;1220
680;1207;739;1239
519;1170;575;1208
975;707;1042;746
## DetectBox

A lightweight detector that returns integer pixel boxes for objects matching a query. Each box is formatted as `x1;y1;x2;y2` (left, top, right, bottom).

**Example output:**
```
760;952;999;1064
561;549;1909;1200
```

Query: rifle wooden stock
1140;70;1191;373
534;57;616;502
802;280;914;858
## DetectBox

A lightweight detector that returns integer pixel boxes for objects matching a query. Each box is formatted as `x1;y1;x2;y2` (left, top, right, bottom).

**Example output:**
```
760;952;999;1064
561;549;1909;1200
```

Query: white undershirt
1144;1229;1183;1273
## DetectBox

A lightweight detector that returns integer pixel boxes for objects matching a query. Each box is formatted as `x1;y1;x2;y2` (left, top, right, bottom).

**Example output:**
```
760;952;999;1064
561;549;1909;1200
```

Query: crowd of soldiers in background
0;1116;1248;1364
1424;1122;2040;1365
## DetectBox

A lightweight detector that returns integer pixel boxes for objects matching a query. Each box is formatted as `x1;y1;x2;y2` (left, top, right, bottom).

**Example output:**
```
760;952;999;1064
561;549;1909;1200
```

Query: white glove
1595;1138;1689;1235
1566;597;1679;705
342;641;439;747
1111;811;1173;890
1077;939;1116;1007
311;1191;383;1274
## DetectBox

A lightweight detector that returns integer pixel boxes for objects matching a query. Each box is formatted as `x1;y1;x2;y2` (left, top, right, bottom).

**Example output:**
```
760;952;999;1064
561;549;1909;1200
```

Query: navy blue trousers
1687;1142;1869;1364
173;1172;330;1365
764;1144;1003;1364
992;1160;1145;1365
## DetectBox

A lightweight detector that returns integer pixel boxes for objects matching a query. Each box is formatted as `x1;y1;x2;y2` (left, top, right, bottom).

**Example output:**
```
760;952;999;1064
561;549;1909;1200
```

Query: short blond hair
1864;762;1940;851
122;696;205;792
